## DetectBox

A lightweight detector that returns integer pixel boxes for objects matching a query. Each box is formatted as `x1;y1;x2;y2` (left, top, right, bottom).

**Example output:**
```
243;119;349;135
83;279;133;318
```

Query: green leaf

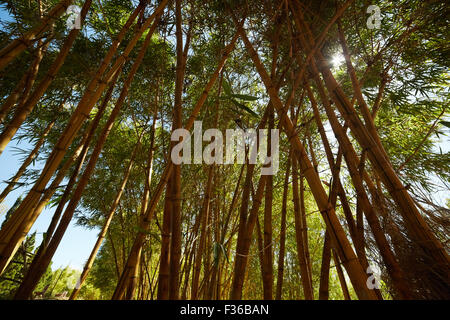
222;79;232;96
440;121;450;128
219;95;231;100
219;243;229;264
47;192;64;208
231;93;259;101
212;242;221;266
231;99;258;118
135;226;158;239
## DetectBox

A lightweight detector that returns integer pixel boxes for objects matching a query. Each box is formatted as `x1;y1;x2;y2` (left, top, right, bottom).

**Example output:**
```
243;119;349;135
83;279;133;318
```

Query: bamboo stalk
336;20;385;153
299;156;313;287
275;156;291;300
26;126;91;235
125;108;159;301
292;154;314;299
319;232;331;300
0;71;28;124
262;105;274;300
191;166;214;300
332;249;351;300
168;0;190;300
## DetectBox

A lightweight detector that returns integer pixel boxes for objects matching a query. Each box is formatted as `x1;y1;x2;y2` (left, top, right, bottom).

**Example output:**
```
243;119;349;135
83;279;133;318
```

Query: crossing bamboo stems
230;173;268;299
305;76;411;298
233;17;378;300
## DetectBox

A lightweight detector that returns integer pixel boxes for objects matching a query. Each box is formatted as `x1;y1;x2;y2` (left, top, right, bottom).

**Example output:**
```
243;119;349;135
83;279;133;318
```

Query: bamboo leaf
230;93;259;101
213;242;220;265
440;121;450;128
222;79;232;96
231;99;258;118
219;243;229;264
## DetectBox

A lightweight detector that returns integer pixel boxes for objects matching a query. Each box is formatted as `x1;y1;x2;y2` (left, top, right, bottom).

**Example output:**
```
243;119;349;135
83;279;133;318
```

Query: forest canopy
0;0;448;300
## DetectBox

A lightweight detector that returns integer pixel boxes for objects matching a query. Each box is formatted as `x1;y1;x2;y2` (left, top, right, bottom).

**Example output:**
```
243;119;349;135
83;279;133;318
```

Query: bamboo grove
0;0;448;300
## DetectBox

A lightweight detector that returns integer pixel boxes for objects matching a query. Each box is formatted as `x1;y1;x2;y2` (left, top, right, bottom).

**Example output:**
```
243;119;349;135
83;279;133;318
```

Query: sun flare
331;53;345;68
